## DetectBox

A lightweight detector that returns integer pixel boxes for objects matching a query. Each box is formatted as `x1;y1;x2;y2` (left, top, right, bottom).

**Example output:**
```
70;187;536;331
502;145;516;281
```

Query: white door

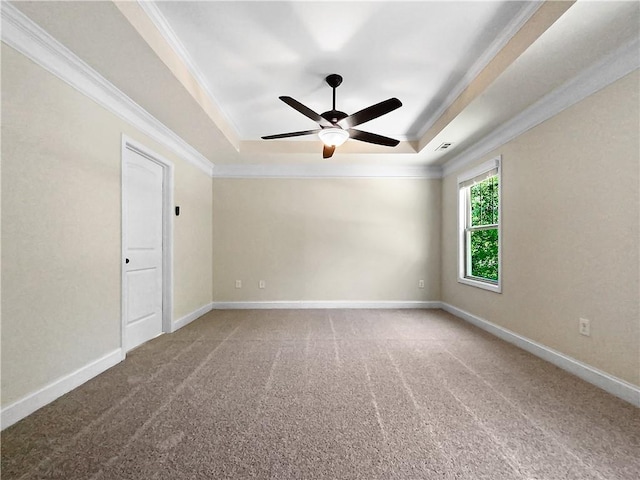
124;147;164;351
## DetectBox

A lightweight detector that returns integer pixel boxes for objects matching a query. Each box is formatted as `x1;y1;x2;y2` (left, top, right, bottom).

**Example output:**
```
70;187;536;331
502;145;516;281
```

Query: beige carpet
2;309;639;479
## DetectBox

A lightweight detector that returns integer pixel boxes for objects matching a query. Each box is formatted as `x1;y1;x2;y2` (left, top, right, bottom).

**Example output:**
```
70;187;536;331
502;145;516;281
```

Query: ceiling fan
262;74;402;159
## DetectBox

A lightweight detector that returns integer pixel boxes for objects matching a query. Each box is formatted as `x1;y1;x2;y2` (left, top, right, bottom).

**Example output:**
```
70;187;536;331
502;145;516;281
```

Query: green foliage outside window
470;229;498;281
468;176;499;281
470;176;499;227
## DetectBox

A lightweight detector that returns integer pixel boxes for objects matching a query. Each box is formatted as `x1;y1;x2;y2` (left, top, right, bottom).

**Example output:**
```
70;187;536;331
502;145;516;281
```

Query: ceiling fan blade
261;129;321;140
348;129;400;147
323;145;336;159
280;96;332;127
338;98;402;129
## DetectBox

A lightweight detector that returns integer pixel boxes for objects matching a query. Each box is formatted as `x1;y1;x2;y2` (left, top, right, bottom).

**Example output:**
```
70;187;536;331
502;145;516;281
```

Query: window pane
469;228;499;281
470;175;499;227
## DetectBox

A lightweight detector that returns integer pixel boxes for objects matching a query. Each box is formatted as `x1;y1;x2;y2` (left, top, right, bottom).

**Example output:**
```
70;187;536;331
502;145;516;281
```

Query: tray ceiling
7;1;640;168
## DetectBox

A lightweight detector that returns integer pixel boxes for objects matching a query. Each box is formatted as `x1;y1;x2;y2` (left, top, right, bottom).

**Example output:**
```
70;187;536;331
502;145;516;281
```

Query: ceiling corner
416;0;575;153
114;0;241;151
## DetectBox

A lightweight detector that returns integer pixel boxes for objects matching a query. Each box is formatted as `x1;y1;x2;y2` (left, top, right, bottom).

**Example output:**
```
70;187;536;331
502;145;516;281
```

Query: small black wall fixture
175;206;180;216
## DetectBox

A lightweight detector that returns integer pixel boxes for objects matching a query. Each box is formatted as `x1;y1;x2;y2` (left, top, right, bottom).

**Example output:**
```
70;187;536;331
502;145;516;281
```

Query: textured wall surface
1;45;213;406
441;71;640;385
213;177;441;302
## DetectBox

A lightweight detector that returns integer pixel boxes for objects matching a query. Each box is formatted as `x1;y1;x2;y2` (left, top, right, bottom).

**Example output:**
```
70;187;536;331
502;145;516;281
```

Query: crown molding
442;36;640;177
238;139;418;155
5;1;636;182
134;1;240;151
1;2;215;177
212;163;442;179
414;1;543;141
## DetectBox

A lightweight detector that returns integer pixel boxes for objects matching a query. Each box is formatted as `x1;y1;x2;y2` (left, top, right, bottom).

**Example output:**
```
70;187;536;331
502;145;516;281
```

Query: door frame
121;134;174;356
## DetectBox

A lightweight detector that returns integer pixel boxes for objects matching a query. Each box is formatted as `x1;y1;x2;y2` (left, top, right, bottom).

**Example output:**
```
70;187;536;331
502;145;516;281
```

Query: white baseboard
441;303;640;407
5;304;633;432
212;301;441;310
1;348;123;430
1;302;214;430
172;302;214;332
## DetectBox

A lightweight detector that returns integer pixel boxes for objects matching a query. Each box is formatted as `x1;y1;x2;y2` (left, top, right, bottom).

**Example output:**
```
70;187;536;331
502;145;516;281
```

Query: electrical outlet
418;279;425;289
259;280;266;289
235;280;242;289
579;318;590;337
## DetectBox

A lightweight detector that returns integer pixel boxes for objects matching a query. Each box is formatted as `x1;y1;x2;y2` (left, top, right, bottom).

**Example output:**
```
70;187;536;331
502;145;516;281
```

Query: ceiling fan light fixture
262;74;401;158
318;127;349;147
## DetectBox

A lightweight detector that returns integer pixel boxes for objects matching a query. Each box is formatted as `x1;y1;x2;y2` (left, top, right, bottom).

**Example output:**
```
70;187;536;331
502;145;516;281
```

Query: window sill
458;276;502;293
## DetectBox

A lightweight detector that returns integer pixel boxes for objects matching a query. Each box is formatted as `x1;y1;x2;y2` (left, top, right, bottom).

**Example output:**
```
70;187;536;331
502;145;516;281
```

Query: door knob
125;258;130;264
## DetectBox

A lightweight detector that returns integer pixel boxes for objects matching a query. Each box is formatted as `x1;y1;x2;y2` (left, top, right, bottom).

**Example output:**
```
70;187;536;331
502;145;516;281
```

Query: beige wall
213;177;441;302
2;30;638;415
173;161;214;319
1;45;213;407
441;71;640;386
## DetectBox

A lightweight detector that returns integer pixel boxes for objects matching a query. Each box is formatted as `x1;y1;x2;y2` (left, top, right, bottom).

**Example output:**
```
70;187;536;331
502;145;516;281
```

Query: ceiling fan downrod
326;74;343;111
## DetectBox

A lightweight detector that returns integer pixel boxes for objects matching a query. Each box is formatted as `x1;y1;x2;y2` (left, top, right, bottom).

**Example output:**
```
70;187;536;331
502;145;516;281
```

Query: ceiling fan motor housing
321;110;348;125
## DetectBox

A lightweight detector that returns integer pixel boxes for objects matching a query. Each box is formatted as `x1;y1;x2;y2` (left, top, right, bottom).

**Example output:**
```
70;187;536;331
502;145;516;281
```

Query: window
458;157;501;292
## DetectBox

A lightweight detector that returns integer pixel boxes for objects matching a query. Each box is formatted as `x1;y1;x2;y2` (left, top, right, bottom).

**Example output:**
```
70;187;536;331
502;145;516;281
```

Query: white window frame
457;156;502;293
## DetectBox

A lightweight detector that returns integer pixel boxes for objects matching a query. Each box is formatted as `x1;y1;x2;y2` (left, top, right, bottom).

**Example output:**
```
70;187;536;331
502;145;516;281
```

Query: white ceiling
8;1;640;168
154;1;534;141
